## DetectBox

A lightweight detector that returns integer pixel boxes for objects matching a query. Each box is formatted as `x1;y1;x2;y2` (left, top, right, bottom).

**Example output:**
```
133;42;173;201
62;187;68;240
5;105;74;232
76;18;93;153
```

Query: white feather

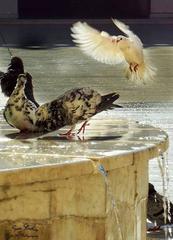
111;18;143;48
71;21;125;65
71;19;157;83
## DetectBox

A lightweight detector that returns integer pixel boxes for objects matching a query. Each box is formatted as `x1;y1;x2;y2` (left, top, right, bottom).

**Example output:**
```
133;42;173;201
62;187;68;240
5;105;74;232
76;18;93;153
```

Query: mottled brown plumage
3;74;38;131
35;87;121;134
3;74;121;135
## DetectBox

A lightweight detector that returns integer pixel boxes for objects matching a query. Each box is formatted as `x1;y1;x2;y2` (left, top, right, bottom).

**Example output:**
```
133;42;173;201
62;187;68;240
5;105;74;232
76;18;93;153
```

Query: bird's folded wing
112;18;143;48
71;21;125;65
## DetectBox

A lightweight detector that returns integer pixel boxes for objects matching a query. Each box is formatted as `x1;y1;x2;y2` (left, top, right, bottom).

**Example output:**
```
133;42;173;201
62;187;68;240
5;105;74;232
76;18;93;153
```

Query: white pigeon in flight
71;19;156;84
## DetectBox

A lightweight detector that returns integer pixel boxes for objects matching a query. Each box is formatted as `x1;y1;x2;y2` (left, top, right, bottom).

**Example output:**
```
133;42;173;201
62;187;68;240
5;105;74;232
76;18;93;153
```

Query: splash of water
157;149;173;238
91;160;123;240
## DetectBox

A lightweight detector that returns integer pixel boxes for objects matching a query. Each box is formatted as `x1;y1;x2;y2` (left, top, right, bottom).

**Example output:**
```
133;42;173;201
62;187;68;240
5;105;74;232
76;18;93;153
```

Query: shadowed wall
18;0;150;18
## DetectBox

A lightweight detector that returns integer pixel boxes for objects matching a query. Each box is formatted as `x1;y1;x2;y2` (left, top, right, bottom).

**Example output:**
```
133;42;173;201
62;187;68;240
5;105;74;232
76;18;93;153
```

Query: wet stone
0;111;168;240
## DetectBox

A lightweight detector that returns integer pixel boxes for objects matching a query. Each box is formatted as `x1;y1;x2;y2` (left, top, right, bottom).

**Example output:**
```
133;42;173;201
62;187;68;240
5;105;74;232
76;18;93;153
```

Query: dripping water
157;150;173;238
91;160;123;240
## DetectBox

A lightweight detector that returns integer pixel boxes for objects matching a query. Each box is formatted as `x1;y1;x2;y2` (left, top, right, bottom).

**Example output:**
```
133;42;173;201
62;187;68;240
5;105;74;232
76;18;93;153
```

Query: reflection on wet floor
147;224;173;239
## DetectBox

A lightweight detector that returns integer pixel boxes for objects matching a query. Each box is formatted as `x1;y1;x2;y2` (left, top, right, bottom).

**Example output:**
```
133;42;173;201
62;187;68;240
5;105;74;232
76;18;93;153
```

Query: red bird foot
77;121;90;135
59;128;75;139
134;64;139;72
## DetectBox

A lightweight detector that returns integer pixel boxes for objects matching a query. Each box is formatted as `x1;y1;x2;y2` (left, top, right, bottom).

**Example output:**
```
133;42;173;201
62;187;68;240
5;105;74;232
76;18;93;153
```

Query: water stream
157;150;173;239
91;159;123;240
91;150;173;240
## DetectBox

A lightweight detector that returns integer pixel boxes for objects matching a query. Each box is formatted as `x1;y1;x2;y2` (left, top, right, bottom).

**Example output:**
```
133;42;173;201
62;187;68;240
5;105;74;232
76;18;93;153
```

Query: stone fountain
0;113;168;240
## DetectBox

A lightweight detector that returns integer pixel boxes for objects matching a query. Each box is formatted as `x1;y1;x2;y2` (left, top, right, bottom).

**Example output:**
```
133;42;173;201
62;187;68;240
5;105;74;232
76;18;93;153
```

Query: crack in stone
0;194;23;203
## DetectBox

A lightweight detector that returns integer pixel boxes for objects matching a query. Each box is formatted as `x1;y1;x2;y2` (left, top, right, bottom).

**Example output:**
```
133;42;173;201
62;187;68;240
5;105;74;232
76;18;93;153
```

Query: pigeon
0;56;39;107
71;19;156;83
3;74;121;135
3;74;38;132
35;86;122;136
147;183;173;227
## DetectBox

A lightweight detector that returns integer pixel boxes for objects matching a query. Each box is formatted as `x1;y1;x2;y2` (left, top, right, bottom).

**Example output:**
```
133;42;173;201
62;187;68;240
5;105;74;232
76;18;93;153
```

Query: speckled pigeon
3;74;121;136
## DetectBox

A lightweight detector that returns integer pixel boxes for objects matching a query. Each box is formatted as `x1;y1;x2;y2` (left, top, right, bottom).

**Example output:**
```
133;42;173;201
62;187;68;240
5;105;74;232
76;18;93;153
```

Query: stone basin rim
0;116;169;186
0;137;168;187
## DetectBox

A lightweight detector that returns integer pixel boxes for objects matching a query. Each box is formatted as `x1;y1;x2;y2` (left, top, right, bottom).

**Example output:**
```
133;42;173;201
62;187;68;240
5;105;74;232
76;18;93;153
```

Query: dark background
18;0;151;19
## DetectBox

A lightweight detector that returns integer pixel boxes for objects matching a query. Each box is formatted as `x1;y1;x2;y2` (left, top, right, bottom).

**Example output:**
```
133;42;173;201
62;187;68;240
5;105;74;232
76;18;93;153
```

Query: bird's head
17;73;27;86
116;35;127;43
116;35;129;50
8;56;24;72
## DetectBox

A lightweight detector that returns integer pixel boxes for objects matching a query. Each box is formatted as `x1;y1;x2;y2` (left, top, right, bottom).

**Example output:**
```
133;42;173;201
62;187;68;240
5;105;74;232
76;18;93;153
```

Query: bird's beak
114;104;123;108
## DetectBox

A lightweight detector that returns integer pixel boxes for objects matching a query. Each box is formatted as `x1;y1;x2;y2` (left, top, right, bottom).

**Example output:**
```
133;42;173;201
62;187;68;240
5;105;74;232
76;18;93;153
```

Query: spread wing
112;18;143;48
71;21;125;65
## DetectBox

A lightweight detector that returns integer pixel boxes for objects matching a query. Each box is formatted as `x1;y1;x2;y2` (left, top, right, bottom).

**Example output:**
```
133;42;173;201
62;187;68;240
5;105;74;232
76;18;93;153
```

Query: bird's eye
117;37;123;42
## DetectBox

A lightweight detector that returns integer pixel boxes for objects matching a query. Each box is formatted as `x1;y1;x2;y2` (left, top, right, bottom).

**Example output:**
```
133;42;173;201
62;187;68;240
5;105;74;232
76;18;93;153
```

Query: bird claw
77;121;90;135
134;64;139;72
129;63;139;72
59;122;89;140
59;129;75;139
129;63;133;72
77;135;85;141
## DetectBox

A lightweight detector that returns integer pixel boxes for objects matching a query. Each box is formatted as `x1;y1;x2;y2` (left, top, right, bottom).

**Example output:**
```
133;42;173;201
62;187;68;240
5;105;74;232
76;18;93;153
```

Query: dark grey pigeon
147;183;173;226
0;56;39;107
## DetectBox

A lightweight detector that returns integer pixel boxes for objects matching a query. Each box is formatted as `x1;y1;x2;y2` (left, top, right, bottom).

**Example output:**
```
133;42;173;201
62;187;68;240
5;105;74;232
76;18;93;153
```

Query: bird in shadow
0;56;39;107
147;183;173;229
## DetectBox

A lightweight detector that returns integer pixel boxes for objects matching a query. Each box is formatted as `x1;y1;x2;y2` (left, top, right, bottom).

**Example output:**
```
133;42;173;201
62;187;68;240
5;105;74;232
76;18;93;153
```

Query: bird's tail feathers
97;92;122;112
125;60;157;85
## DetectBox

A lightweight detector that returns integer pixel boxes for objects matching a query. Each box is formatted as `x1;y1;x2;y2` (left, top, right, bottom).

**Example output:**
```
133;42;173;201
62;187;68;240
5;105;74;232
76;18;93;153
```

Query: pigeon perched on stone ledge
147;183;173;227
3;74;38;132
3;74;122;136
35;85;122;136
71;19;156;84
0;56;39;107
